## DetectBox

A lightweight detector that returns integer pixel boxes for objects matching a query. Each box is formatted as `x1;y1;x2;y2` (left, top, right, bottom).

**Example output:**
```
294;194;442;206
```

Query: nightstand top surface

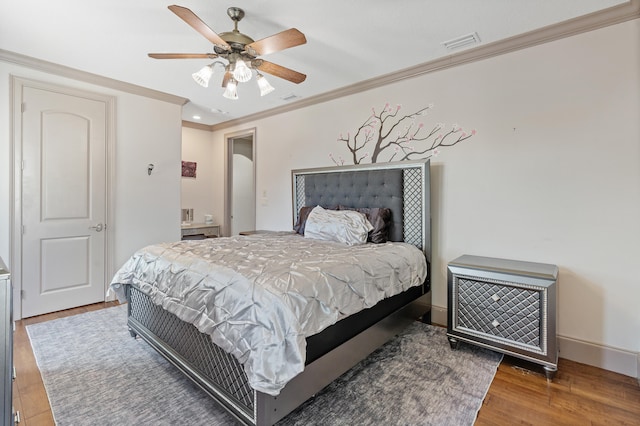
450;255;558;280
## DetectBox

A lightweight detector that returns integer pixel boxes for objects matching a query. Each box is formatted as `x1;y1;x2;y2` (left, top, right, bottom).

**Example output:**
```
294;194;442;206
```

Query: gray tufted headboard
291;160;430;262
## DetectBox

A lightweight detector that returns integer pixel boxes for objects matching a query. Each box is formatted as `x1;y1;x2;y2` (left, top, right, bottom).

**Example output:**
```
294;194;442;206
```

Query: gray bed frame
125;159;431;425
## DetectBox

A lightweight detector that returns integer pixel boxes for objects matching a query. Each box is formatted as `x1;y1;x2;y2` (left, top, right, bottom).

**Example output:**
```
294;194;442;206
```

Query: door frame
10;76;116;320
223;128;256;237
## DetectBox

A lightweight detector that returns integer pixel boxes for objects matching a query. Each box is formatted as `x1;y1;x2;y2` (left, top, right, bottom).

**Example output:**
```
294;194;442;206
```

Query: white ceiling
1;0;628;126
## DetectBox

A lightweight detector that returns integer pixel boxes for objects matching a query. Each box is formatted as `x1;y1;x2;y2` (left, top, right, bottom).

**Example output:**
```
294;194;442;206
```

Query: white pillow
304;206;374;245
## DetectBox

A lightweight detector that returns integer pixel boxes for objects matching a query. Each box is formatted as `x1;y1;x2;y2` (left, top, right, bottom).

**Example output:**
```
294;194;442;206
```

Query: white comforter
110;234;426;395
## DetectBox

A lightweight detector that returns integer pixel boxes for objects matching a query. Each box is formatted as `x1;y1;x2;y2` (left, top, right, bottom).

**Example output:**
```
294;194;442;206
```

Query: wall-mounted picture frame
182;161;197;178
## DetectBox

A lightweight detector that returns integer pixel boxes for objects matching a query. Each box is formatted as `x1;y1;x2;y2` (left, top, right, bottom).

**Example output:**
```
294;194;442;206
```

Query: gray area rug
27;305;502;425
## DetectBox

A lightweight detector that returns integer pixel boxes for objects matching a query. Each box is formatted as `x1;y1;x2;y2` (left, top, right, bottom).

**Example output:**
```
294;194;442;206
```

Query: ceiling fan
149;5;307;99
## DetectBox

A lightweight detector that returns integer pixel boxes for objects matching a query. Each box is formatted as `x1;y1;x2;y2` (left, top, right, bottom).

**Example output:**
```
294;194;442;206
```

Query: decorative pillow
304;206;374;245
293;205;338;235
338;206;392;244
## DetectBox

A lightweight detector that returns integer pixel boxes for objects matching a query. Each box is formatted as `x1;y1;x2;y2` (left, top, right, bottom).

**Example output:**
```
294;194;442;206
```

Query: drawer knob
491;294;501;302
491;319;500;328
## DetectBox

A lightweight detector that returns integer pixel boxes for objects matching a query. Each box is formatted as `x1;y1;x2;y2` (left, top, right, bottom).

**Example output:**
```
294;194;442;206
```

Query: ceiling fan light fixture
233;59;253;82
223;78;239;100
192;64;215;87
256;73;275;96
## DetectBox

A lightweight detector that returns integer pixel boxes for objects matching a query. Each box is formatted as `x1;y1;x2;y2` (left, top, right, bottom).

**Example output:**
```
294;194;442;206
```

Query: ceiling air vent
442;32;480;50
280;93;300;102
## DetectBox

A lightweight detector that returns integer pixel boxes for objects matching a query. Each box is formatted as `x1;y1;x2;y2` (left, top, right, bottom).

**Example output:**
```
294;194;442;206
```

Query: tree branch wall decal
329;103;476;165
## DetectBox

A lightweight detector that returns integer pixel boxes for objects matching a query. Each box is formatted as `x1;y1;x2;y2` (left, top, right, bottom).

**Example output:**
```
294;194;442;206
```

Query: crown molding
0;49;188;106
210;0;640;131
182;120;214;131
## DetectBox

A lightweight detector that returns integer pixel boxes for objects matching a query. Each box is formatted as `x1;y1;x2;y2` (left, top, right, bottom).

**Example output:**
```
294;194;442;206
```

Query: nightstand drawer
457;304;540;347
458;278;540;316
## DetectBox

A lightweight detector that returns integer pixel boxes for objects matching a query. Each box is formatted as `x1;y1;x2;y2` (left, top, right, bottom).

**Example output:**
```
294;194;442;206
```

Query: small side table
447;255;558;379
181;223;220;239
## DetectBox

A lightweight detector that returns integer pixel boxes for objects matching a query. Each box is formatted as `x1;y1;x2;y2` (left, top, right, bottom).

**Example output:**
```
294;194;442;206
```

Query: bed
110;159;431;425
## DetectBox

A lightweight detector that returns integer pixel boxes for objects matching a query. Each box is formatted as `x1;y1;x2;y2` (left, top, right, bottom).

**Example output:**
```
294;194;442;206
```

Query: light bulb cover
257;73;275;96
192;64;214;87
233;59;253;83
223;78;239;100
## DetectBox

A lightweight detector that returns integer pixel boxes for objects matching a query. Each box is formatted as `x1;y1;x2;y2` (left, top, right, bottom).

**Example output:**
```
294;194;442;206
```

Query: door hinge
21;289;25;299
21;102;26;113
21;160;25;170
22;225;25;235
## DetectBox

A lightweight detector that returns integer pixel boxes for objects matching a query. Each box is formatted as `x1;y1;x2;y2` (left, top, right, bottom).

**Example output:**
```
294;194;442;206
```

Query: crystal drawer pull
491;319;500;328
491;294;500;302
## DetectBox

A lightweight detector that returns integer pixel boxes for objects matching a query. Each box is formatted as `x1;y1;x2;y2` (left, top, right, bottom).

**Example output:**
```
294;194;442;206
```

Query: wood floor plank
22;410;55;426
13;339;43;388
16;382;52;420
549;386;640;426
477;392;583;425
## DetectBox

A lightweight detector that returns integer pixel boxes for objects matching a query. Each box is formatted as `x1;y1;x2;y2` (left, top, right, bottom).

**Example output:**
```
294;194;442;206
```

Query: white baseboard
432;305;638;379
558;335;638;378
431;306;447;327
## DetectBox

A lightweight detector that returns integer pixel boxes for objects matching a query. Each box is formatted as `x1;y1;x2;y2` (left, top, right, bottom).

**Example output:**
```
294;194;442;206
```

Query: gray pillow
338;206;392;244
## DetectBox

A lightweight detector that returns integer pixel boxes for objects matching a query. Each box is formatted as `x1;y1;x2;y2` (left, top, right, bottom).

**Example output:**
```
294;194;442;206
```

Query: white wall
0;61;183;288
113;94;182;265
181;126;224;226
211;19;640;375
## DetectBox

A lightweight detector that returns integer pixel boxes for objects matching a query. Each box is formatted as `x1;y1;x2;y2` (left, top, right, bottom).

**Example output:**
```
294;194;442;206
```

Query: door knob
89;223;104;232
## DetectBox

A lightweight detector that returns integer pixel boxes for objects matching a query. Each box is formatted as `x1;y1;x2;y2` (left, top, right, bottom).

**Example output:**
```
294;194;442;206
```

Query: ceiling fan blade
148;53;218;59
246;28;306;56
168;5;230;50
257;61;306;84
221;71;232;88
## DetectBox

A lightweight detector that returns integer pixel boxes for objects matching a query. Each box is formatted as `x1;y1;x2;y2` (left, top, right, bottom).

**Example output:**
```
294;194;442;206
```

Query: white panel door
21;86;107;317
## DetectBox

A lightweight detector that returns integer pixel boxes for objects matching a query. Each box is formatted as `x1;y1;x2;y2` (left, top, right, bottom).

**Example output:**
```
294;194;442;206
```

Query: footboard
127;285;257;424
126;284;429;425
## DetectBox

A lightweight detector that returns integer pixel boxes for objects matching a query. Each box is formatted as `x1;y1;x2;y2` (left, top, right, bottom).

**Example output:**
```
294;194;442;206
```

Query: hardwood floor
476;356;640;425
12;302;640;425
